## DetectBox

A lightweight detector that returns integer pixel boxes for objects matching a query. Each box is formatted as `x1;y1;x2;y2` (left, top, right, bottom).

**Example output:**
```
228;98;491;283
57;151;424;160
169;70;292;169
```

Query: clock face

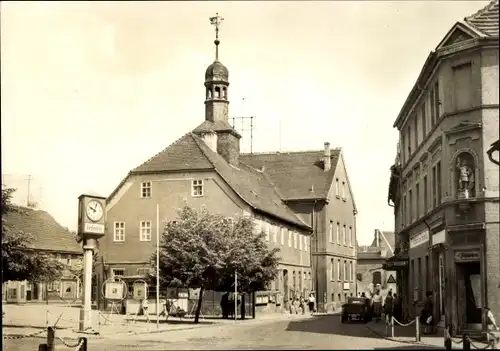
86;200;103;222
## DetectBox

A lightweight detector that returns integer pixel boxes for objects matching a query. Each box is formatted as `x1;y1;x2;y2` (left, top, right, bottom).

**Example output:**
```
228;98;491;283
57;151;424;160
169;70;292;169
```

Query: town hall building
99;14;358;314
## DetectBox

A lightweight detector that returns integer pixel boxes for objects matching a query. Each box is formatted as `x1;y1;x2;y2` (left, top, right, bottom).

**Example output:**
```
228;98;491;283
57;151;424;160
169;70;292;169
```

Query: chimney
324;142;331;171
217;130;240;167
201;132;217;153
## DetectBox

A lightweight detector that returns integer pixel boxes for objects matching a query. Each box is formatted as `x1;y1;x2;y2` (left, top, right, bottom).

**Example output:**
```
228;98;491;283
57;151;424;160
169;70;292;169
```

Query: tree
151;205;280;323
2;187;66;283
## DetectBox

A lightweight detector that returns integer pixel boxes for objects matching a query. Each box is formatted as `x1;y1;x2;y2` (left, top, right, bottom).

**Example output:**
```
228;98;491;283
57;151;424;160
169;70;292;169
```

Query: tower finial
209;12;224;61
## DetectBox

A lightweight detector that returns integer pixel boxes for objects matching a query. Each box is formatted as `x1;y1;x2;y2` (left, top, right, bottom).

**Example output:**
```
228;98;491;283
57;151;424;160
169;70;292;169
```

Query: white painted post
234;271;238;321
156;204;160;330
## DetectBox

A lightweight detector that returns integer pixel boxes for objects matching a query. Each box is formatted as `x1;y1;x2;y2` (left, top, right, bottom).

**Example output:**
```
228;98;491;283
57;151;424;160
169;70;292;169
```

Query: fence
444;325;499;350
37;327;87;351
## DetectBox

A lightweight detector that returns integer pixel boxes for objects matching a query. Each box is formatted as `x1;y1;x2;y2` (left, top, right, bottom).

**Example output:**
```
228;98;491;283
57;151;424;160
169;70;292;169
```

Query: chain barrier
3;329;47;340
55;334;84;349
445;326;464;344
466;334;497;350
392;317;416;327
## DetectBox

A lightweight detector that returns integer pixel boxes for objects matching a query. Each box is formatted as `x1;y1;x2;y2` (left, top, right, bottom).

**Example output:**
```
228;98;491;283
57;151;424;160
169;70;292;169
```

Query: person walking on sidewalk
308;293;316;315
485;307;500;331
383;291;394;325
372;290;383;323
420;291;434;334
299;296;306;315
140;298;151;323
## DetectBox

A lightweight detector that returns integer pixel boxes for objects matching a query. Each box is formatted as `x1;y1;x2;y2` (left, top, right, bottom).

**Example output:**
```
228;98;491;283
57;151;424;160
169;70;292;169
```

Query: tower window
223;87;227;98
207;89;212;99
215;86;221;98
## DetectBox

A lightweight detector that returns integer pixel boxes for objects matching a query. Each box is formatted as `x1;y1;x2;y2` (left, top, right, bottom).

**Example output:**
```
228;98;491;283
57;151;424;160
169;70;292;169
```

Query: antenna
27;174;31;207
231;97;255;154
279;119;282;152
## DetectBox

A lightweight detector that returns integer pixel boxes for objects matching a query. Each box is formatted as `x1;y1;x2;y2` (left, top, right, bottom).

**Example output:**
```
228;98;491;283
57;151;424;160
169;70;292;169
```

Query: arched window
356;273;363;282
215;86;221;98
373;271;382;285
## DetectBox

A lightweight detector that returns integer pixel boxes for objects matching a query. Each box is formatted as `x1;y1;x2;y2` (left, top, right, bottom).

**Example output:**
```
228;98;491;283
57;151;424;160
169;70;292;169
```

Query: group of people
220;292;240;319
361;289;402;325
288;293;316;315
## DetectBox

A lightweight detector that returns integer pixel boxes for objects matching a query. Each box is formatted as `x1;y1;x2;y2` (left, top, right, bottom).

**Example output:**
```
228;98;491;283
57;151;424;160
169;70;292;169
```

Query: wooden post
251;291;256;319
391;316;395;338
79;337;87;351
463;333;471;350
47;327;55;351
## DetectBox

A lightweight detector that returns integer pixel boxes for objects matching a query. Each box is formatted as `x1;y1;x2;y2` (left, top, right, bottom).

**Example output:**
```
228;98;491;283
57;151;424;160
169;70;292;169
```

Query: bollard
38;344;48;351
47;327;55;351
79;337;87;351
463;333;471;350
415;316;421;343
391;316;395;338
444;326;452;350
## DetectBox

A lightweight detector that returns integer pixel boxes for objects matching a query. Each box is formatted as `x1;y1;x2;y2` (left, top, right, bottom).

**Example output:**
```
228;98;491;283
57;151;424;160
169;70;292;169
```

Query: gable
331;152;358;214
436;22;480;50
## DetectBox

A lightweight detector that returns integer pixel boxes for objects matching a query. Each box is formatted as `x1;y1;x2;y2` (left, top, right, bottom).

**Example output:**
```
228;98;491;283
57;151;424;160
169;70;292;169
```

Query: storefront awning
382;251;409;271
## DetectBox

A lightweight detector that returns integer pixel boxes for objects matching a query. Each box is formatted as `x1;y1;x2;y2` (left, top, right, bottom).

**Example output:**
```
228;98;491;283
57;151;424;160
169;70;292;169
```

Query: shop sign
455;250;480;262
410;230;429;249
431;230;445;246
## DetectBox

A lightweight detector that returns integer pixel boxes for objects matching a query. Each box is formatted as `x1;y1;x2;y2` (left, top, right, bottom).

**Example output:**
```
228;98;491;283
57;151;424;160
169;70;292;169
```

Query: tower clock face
86;200;103;222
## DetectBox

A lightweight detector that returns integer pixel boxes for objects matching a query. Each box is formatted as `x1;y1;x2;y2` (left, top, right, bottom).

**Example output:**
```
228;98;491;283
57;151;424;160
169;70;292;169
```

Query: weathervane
209;12;224;60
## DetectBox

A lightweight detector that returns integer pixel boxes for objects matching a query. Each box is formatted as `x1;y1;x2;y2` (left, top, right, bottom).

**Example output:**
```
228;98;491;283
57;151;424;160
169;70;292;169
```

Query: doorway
456;261;482;330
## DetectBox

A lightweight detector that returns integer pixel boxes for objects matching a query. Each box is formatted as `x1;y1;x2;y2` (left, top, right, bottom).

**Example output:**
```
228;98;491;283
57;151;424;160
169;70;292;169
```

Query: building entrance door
456;261;482;331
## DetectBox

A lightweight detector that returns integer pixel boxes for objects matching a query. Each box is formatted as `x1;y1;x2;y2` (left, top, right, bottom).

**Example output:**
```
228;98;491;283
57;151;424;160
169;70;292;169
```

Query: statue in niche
455;154;475;197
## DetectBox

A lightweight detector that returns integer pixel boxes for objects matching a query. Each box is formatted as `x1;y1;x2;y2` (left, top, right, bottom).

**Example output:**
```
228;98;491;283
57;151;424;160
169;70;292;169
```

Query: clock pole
77;194;106;333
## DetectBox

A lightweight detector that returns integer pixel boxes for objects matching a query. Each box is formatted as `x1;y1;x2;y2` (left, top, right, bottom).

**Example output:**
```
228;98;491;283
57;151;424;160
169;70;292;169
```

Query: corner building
387;1;499;336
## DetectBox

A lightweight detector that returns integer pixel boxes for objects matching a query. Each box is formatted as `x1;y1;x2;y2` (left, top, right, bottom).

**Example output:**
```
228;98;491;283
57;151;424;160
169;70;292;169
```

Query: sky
1;1;490;245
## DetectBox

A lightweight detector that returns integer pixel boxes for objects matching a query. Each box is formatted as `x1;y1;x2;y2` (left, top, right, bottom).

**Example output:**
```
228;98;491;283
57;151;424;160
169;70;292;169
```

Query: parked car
341;297;371;323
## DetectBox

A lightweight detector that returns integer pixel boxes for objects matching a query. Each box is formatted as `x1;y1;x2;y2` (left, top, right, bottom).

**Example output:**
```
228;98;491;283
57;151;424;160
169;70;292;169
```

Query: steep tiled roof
4;207;82;254
132;133;214;173
191;135;309;229
193;120;242;138
465;0;499;37
370;229;395;256
126;132;310;229
240;150;341;201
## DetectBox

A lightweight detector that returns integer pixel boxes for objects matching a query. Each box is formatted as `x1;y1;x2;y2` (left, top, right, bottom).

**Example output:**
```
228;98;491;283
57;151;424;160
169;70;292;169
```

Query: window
416;182;420;219
409;189;413;222
140;220;152;241
436;161;442;205
425;255;430;293
402;194;407;227
141;181;151;198
112;269;125;277
350;261;353;282
280;227;285;246
343;260;347;281
331;259;335;280
430;87;436;128
423;175;428;214
342;181;346;199
294;232;298;249
304;236;308;252
417;257;422;300
434;81;440;122
329;221;333;242
336;222;340;243
421;104;427;138
349;226;353;247
272;226;277;243
288;229;292;247
342;225;346;245
299;234;303;251
407;126;412;157
453;63;472;111
372;271;382;285
114;222;125;242
337;259;341;280
335;179;340;197
191;180;203;197
401;134;406;165
137;268;149;276
265;222;270;241
413;119;418;150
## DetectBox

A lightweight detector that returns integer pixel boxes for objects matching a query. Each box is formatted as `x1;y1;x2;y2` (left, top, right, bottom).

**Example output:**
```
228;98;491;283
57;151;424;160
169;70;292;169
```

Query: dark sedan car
341;297;372;323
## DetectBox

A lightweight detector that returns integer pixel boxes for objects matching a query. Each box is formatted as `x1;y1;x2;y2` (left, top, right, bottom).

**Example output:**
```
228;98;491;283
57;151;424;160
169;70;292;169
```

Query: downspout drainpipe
311;200;318;309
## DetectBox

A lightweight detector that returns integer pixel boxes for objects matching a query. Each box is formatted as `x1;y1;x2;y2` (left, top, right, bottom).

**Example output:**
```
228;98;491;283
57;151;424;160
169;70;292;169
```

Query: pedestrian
372;289;383;322
383;291;394;325
299;296;305;315
308;293;316;315
141;298;150;323
220;292;229;319
420;291;434;334
485;307;500;331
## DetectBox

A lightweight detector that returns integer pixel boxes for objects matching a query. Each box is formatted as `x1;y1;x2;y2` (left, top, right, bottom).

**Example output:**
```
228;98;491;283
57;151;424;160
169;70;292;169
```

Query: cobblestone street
4;314;447;350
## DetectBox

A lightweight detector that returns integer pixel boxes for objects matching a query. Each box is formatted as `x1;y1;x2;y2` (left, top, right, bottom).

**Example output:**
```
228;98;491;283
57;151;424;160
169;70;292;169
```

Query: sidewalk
365;320;497;349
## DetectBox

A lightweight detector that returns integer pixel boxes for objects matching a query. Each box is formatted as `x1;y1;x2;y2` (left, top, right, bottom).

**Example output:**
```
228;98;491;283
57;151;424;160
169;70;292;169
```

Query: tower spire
209;13;224;61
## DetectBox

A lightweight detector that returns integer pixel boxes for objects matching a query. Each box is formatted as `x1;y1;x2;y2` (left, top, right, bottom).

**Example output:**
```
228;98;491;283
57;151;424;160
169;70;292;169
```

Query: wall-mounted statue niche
455;152;475;199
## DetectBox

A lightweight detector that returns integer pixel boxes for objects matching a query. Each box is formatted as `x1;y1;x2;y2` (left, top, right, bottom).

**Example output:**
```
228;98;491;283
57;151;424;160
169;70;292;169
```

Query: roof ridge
132;132;192;171
241;148;342;156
